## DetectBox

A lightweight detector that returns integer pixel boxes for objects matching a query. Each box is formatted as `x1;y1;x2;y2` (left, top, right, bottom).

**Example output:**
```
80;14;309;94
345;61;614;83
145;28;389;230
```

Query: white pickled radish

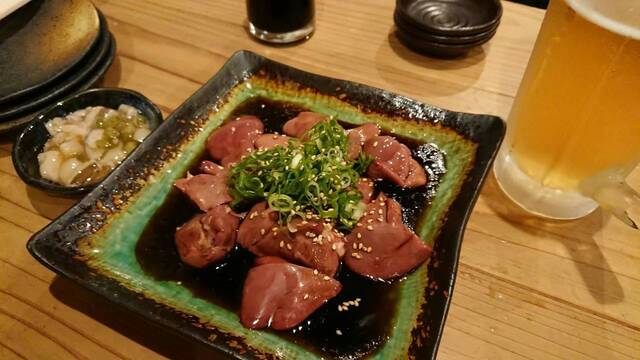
37;150;62;183
103;109;118;119
118;104;139;118
60;123;89;137
44;117;65;135
59;140;83;157
99;147;127;167
133;127;150;142
85;128;104;149
72;109;87;118
84;106;103;128
48;132;67;148
58;158;86;185
85;146;105;161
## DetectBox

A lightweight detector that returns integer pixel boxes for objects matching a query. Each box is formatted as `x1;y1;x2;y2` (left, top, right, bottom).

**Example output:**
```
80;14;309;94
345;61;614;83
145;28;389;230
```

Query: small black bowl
394;10;498;45
12;88;162;196
397;0;502;36
395;28;489;58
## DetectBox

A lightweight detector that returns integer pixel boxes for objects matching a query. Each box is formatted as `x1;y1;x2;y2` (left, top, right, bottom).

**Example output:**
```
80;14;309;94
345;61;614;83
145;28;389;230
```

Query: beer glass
494;0;640;227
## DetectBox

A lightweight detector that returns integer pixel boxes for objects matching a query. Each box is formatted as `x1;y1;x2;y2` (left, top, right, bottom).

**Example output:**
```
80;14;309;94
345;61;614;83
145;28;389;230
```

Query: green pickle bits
38;105;152;187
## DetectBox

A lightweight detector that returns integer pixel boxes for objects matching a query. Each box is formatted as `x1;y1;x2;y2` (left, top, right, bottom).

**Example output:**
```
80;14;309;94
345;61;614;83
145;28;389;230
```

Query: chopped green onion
228;118;373;229
268;193;295;212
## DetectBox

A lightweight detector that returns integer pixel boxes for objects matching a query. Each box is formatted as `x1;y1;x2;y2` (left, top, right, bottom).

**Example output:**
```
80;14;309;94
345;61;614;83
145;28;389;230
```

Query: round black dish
0;31;116;134
395;29;486;58
13;88;162;196
0;0;100;104
396;0;502;36
394;10;498;45
0;11;110;120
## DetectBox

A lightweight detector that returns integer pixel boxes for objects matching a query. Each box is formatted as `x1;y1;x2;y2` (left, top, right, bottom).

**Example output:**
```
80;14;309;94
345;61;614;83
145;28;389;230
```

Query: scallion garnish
228;119;372;229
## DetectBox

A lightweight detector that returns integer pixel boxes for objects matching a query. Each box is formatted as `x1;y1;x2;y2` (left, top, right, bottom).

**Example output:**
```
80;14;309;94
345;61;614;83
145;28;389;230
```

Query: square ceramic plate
27;50;505;359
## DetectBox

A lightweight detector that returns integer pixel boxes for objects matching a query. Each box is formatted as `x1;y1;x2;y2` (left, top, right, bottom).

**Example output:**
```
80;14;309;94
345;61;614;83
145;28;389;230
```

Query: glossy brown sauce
135;97;445;358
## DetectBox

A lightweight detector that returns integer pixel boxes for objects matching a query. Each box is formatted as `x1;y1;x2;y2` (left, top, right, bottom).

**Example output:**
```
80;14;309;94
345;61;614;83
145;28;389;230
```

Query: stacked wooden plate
0;0;116;133
394;0;502;58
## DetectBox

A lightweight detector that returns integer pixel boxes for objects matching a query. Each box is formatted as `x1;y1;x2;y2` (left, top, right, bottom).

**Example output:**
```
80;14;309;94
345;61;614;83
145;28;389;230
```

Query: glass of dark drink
246;0;315;43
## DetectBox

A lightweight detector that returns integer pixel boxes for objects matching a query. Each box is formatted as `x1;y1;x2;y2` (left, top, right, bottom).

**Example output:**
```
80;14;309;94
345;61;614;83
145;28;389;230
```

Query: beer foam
565;0;640;39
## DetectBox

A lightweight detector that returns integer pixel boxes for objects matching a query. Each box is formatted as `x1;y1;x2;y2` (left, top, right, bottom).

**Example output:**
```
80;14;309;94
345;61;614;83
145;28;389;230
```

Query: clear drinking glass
246;0;315;44
494;0;640;227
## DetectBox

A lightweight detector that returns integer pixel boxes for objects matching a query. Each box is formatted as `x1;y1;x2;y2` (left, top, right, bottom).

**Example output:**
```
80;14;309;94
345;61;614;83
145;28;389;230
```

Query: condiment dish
12;88;162;196
396;0;502;36
394;10;498;45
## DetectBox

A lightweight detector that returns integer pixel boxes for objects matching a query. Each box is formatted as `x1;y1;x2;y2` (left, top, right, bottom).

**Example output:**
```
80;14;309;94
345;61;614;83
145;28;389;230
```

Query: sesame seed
331;243;337;250
336;330;343;335
304;293;309;300
378;217;384;222
286;244;293;250
356;298;361;302
378;209;383;215
373;141;378;147
323;276;331;280
367;218;374;223
314;269;319;275
358;243;364;250
279;241;285;248
352;243;357;249
272;227;278;232
356;233;362;239
367;225;374;231
260;229;265;235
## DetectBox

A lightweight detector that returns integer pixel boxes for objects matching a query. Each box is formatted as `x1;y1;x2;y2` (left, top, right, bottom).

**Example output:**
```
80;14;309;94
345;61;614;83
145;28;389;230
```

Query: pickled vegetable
38;105;151;186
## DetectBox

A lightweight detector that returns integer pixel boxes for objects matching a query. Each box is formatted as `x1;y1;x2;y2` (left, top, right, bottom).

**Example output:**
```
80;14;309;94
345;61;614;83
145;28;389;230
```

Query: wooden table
1;1;638;359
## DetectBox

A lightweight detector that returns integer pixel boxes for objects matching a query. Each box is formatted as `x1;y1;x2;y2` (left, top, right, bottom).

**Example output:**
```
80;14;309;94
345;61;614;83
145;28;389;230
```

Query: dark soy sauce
136;97;446;358
247;0;314;33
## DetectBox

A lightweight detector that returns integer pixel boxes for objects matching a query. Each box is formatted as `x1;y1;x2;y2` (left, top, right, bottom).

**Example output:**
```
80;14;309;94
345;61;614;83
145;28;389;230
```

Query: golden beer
495;0;640;219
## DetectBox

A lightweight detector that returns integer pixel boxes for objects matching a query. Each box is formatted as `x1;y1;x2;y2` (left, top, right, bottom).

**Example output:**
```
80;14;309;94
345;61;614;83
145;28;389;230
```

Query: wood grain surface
0;0;638;359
